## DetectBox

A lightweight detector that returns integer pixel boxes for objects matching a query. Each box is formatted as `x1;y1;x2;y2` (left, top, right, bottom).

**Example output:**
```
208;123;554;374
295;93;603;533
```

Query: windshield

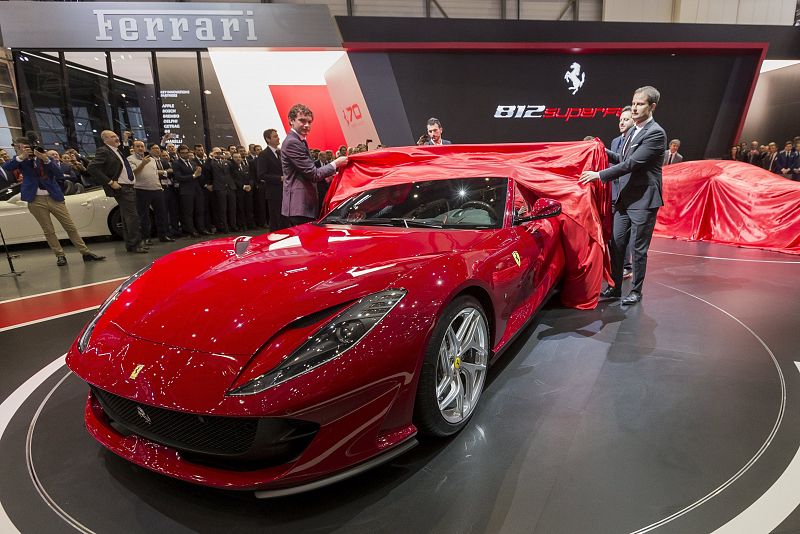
322;177;508;229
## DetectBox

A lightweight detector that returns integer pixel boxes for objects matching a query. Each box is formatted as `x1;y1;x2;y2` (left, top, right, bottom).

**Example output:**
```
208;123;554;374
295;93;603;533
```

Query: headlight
77;265;151;353
229;289;407;395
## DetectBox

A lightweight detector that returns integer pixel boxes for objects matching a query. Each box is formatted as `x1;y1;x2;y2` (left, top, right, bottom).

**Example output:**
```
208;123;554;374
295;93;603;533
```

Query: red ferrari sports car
66;142;609;496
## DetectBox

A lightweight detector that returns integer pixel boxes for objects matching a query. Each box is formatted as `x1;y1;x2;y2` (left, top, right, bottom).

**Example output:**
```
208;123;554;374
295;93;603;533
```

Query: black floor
1;236;800;533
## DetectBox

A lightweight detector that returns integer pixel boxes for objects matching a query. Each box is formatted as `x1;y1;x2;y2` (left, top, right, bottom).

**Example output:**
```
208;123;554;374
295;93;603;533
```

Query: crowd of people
726;138;800;180
0;104;362;263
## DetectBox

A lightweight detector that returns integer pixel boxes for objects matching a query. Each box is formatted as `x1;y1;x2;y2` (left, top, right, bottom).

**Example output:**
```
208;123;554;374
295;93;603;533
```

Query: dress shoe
159;236;176;242
599;287;621;300
190;232;201;238
56;255;67;267
143;238;153;246
82;252;106;262
126;246;149;253
621;292;642;306
623;268;633;280
200;230;213;236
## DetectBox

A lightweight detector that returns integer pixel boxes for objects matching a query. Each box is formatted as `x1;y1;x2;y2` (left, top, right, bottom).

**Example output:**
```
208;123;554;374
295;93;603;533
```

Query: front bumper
84;386;417;491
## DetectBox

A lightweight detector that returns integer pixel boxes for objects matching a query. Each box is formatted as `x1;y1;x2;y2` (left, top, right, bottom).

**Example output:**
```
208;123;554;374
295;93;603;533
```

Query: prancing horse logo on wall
564;62;586;95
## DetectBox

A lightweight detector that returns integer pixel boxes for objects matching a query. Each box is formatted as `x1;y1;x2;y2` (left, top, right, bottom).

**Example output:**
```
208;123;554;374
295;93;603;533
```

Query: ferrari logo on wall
512;251;521;267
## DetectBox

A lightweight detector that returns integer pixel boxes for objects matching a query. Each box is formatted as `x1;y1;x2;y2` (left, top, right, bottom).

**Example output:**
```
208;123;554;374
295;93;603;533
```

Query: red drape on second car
655;160;800;255
324;141;611;309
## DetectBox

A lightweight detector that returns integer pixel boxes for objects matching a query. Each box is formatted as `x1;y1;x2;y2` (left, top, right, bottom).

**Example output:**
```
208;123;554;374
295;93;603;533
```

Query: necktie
119;149;135;182
668;153;673;165
156;159;162;171
621;132;633;159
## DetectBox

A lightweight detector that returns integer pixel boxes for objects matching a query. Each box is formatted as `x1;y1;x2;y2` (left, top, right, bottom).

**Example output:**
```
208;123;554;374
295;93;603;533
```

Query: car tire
108;208;123;239
414;295;490;437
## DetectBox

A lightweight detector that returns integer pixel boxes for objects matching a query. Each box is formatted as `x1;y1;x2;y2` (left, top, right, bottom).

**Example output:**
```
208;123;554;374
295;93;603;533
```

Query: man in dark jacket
87;130;147;253
257;128;288;230
580;86;666;306
231;152;255;229
172;144;209;237
202;147;237;232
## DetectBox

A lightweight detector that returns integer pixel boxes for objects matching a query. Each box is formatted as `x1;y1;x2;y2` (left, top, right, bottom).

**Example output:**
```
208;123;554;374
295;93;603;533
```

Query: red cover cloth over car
325;141;611;309
655;160;800;255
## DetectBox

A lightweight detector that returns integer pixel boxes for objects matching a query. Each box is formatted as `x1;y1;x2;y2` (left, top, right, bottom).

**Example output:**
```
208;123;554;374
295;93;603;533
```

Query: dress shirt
108;144;134;184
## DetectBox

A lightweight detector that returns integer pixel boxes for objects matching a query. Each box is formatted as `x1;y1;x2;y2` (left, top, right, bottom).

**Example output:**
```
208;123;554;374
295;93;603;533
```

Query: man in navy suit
423;117;452;146
280;104;347;226
172;144;210;237
609;106;634;280
776;141;798;179
580;86;667;306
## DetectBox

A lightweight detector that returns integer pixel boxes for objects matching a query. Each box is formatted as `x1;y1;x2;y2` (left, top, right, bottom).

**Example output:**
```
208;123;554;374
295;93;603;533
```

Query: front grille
92;387;318;468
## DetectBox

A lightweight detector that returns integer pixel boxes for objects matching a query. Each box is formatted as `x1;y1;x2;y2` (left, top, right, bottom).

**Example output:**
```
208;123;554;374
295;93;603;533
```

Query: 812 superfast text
494;105;623;122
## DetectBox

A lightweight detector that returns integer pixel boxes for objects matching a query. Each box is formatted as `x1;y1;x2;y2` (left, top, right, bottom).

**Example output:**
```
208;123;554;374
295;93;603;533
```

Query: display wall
739;62;800;147
352;50;761;161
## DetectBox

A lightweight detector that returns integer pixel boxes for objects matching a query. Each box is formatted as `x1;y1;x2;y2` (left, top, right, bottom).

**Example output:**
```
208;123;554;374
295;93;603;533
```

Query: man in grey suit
580;86;666;306
280;104;348;226
663;139;683;165
423;117;452;146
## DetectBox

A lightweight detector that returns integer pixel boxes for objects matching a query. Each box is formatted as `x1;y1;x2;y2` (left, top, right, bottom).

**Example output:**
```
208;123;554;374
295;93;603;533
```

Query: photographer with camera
2;137;105;266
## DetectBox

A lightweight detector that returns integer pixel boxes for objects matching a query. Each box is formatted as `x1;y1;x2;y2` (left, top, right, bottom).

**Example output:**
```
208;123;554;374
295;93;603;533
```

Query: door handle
80;201;90;206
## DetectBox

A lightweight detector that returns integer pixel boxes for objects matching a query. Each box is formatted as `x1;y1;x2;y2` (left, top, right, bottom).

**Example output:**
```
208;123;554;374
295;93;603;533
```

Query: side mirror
514;198;562;224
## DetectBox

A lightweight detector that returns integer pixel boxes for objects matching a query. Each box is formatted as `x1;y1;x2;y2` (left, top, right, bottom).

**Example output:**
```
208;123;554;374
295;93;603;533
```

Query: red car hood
102;224;491;357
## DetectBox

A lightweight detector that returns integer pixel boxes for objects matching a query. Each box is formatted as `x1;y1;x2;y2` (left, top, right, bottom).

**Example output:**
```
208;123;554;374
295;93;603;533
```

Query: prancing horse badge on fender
512;251;521;267
130;364;145;380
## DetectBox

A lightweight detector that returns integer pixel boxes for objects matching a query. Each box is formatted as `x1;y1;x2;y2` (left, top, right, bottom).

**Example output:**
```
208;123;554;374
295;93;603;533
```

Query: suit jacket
424;139;452;145
202;158;237;191
0;162;13;188
231;162;252;189
608;133;627;203
776;150;798;174
256;147;283;199
280;129;336;218
599;119;666;210
155;157;174;188
3;156;64;202
762;152;779;173
172;157;202;196
87;145;128;197
663;150;683;165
